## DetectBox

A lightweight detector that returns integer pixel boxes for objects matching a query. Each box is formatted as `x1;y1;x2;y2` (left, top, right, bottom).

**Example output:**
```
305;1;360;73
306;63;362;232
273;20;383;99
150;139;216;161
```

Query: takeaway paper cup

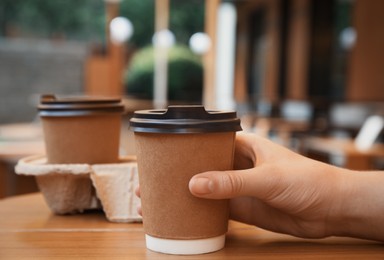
35;94;124;215
130;106;241;255
38;94;124;164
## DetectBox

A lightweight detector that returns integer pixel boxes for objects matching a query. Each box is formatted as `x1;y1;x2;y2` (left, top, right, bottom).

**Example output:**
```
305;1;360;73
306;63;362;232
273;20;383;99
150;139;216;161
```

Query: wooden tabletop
0;193;383;259
303;137;384;157
301;137;384;170
0;123;45;161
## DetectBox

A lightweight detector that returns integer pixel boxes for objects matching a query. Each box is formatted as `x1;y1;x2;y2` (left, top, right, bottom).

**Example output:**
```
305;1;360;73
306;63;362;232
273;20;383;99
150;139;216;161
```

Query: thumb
189;168;261;199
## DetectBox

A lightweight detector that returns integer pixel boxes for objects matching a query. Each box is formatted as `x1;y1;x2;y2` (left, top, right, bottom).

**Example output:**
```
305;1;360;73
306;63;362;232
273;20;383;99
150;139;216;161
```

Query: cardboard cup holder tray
15;155;142;223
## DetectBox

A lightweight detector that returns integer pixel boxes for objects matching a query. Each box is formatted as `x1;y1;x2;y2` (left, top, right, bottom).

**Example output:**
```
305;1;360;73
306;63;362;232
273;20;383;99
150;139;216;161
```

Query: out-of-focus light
110;17;133;44
355;115;384;151
152;29;175;48
189;32;211;55
340;27;357;50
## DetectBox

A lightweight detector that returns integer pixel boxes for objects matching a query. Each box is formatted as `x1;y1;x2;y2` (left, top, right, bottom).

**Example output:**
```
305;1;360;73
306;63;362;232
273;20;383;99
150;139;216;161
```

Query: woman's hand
189;133;384;241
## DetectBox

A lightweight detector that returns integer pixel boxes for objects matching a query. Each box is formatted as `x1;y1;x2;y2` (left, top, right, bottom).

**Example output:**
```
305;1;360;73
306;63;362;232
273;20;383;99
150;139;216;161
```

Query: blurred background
0;0;383;198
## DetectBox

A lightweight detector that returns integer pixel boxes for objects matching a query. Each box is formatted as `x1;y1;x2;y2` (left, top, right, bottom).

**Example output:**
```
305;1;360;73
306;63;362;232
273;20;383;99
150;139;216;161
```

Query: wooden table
0;123;45;160
302;137;384;170
0;123;45;198
1;193;383;259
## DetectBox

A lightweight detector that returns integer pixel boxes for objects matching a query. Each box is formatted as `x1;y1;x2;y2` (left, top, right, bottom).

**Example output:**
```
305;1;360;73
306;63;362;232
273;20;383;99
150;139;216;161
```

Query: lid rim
38;94;124;115
38;106;125;111
39;110;124;117
40;95;121;105
131;127;241;134
129;106;242;134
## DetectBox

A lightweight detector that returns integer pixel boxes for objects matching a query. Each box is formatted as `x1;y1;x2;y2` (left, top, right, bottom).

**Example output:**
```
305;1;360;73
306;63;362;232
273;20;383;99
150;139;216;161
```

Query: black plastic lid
130;105;242;134
38;94;125;117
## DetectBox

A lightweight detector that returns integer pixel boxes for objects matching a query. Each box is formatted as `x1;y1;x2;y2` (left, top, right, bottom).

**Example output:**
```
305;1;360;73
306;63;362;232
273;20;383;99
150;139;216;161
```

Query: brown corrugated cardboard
41;115;121;164
135;132;236;239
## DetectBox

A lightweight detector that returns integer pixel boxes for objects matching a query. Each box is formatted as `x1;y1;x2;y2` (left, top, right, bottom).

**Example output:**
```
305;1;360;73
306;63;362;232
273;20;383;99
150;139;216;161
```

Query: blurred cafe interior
0;0;383;198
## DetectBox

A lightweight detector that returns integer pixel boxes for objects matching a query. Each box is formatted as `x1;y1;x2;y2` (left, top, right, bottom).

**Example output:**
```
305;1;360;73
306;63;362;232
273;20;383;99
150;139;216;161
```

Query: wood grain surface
0;193;383;259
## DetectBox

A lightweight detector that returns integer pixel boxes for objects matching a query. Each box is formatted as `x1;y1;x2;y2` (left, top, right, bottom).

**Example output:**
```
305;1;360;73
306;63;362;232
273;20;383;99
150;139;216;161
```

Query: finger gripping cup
130;105;241;255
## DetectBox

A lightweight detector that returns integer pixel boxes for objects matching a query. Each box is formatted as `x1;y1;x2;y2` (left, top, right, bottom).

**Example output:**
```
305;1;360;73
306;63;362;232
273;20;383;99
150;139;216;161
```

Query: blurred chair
327;103;378;139
274;100;313;150
354;115;384;151
301;103;384;170
280;100;313;122
0;123;44;198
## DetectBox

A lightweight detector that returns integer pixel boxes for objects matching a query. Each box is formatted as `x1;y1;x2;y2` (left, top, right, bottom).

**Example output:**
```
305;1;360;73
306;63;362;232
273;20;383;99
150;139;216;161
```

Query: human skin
188;133;384;242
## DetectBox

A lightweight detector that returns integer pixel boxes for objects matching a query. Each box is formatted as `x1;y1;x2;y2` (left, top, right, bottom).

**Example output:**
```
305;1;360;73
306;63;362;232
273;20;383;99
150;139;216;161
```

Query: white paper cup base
145;234;225;255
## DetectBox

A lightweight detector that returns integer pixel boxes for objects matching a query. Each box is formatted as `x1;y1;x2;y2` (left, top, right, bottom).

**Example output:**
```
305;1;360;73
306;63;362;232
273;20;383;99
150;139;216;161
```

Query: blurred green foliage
124;44;203;102
0;0;205;102
0;0;204;48
120;0;204;47
0;0;106;41
119;0;154;47
169;0;204;45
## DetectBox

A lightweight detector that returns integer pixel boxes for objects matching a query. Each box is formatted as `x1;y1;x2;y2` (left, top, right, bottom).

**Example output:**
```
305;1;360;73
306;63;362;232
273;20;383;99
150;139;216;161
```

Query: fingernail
190;177;213;195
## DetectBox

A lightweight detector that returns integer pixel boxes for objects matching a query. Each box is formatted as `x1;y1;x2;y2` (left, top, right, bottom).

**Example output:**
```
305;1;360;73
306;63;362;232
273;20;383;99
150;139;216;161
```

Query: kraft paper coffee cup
38;94;125;164
130;105;241;255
